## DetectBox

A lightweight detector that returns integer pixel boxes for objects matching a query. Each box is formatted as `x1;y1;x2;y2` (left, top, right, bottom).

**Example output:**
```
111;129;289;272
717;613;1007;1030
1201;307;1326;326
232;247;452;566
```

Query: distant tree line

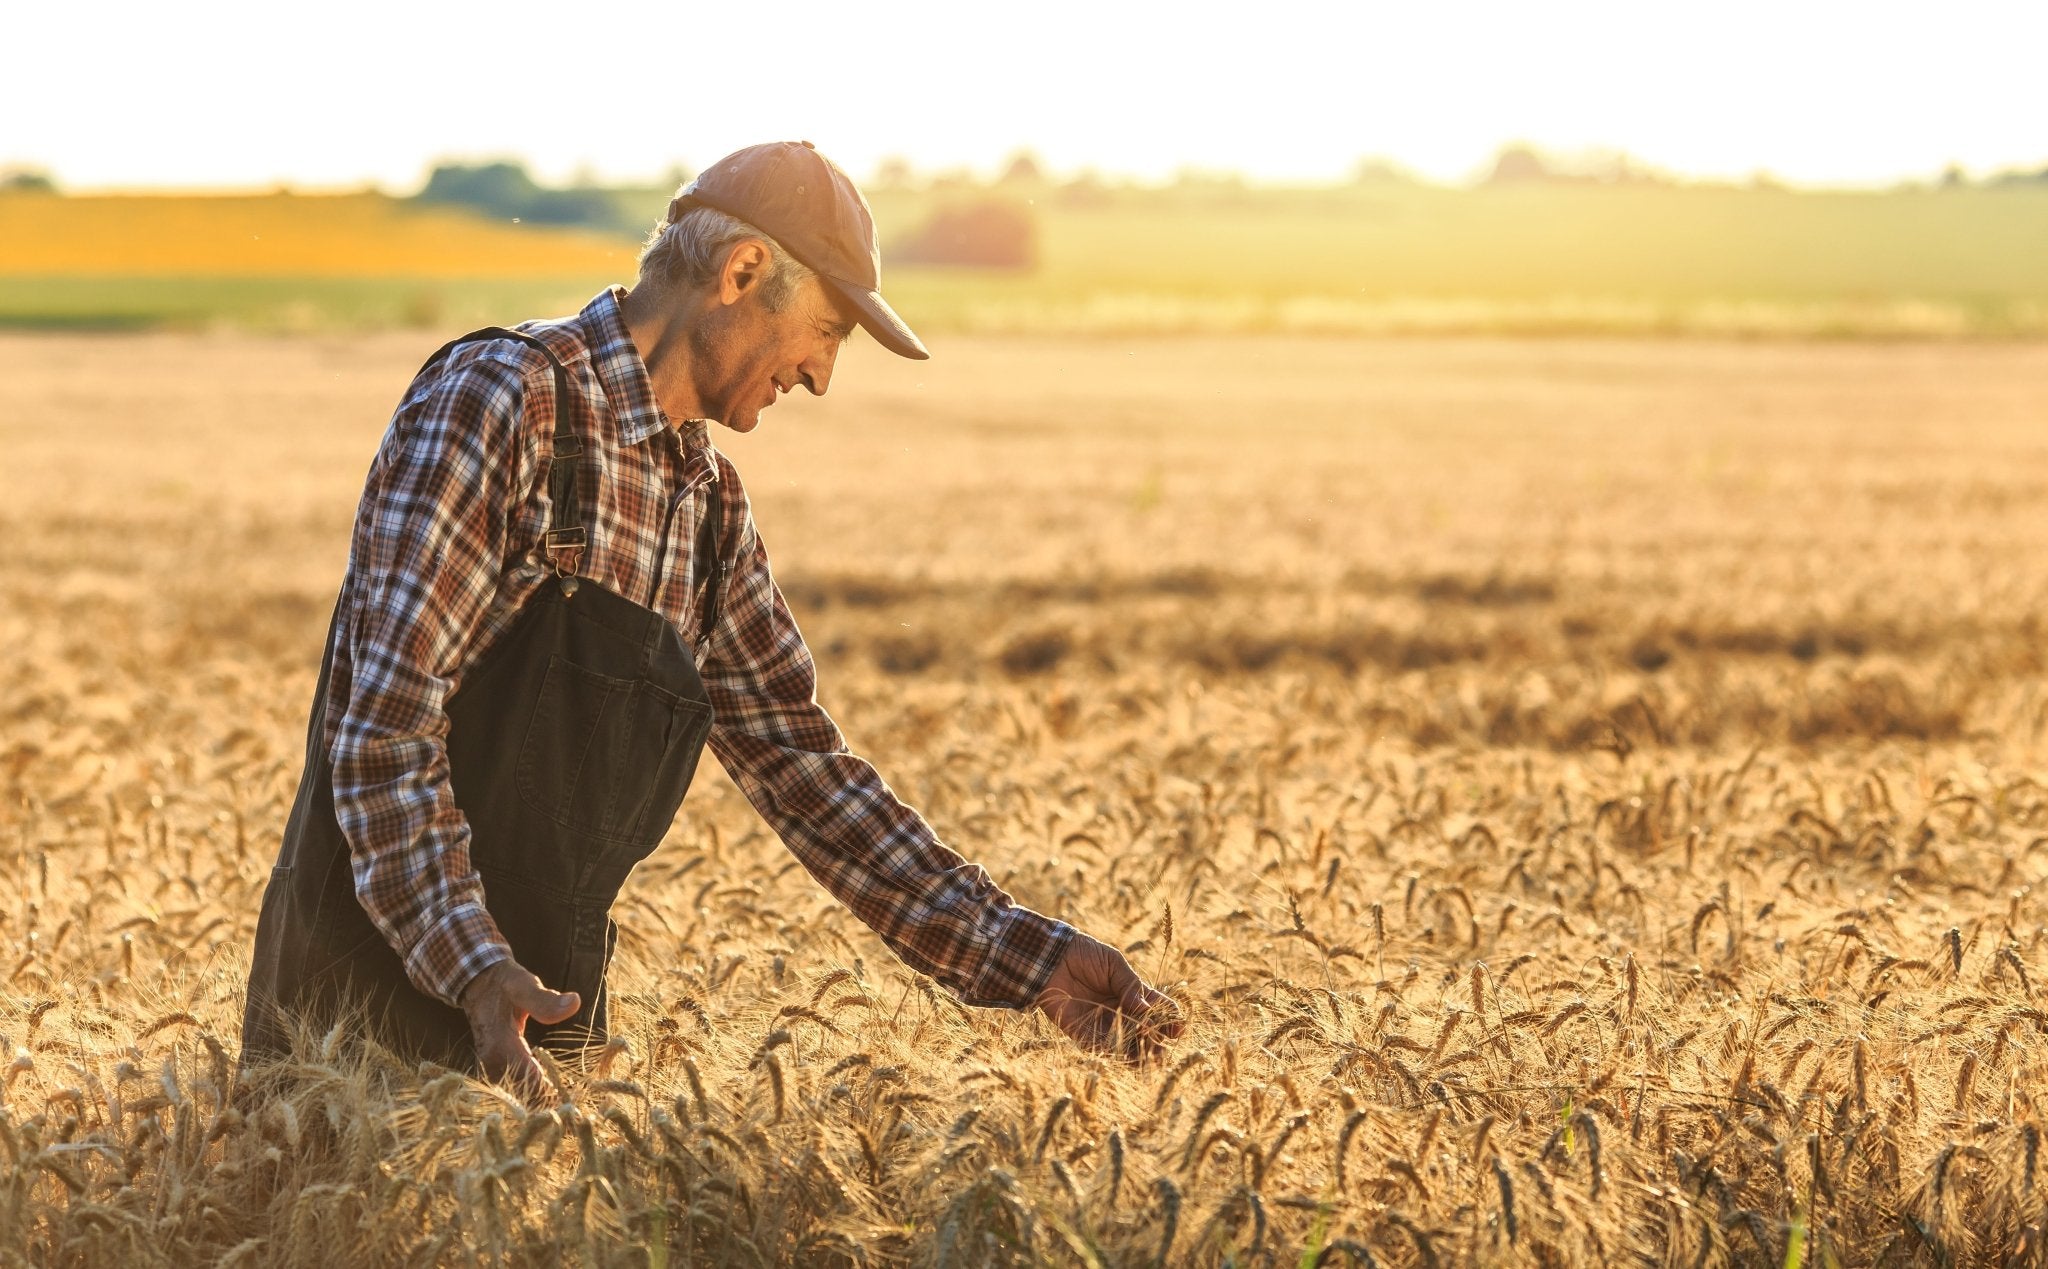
410;161;662;236
1944;162;2048;189
1;168;58;193
413;158;1041;270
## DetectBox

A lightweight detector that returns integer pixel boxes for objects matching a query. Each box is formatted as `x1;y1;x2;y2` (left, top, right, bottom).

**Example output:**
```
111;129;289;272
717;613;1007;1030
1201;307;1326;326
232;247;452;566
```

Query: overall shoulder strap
423;327;587;579
694;472;728;645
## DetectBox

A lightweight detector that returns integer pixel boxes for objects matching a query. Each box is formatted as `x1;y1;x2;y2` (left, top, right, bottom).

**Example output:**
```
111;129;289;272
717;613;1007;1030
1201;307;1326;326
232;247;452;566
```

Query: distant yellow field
0;192;633;277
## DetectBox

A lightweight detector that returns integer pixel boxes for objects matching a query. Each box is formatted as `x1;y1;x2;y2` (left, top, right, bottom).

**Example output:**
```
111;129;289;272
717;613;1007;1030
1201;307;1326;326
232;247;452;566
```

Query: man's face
694;272;858;434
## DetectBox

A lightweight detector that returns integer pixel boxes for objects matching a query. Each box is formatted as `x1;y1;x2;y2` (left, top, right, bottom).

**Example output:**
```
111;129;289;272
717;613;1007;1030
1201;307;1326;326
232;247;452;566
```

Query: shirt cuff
955;908;1077;1011
403;900;514;1008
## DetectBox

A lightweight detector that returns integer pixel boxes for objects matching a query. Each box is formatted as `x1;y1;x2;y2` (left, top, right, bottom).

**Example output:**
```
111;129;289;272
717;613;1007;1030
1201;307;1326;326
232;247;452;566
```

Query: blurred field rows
3;331;2048;1263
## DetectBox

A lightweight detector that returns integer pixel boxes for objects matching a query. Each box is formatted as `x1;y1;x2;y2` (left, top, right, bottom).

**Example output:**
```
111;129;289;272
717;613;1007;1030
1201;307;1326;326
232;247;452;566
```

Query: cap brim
825;279;930;360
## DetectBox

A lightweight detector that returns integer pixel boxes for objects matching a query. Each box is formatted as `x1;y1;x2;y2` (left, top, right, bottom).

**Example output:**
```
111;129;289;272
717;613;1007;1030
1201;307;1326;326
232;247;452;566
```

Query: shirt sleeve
328;352;540;1008
699;473;1074;1010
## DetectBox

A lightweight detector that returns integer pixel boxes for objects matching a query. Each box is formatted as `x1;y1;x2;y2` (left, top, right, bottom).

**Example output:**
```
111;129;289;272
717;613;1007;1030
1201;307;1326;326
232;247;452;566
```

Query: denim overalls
243;329;722;1069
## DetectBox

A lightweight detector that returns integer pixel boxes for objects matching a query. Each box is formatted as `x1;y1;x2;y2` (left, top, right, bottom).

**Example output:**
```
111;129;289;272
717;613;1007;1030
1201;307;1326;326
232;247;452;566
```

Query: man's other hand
460;959;580;1098
1035;930;1184;1061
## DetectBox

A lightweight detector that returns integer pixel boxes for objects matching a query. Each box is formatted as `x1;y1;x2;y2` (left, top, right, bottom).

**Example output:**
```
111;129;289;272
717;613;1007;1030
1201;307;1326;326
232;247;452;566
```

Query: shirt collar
578;286;710;449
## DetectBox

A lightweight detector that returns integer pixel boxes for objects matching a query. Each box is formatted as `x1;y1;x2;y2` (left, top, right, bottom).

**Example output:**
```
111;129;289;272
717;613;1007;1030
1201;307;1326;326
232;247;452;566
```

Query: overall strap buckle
430;326;590;582
697;474;727;643
544;527;587;579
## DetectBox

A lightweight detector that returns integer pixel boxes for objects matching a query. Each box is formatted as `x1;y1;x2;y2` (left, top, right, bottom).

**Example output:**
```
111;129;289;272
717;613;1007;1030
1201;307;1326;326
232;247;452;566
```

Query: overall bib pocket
516;653;713;846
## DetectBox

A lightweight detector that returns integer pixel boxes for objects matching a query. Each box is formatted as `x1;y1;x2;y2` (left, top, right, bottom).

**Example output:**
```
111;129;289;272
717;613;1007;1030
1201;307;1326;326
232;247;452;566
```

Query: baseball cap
668;141;929;360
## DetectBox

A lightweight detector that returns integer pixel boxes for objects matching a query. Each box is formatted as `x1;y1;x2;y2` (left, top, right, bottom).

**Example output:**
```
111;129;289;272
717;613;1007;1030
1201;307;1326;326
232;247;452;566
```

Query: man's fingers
481;1044;547;1102
1043;988;1114;1052
464;961;580;1028
518;983;581;1026
459;961;578;1103
474;1032;525;1081
1036;935;1185;1059
508;1050;547;1100
1108;953;1184;1042
1131;983;1186;1040
1116;972;1151;1018
472;1018;549;1098
498;962;579;1027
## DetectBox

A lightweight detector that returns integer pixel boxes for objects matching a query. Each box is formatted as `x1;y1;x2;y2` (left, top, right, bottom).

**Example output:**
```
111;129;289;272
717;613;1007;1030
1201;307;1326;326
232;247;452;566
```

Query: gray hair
637;205;816;312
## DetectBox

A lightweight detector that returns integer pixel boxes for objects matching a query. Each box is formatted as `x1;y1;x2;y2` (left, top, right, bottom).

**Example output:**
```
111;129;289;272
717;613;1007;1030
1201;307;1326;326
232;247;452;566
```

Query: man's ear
718;239;774;305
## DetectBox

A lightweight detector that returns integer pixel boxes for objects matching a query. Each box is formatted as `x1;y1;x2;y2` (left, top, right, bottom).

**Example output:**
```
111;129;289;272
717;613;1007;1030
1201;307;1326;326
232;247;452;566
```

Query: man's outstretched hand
461;958;580;1099
1035;930;1184;1061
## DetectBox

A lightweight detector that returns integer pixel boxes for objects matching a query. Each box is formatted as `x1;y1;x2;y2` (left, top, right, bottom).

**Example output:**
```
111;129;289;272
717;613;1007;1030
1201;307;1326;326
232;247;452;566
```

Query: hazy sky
8;0;2044;191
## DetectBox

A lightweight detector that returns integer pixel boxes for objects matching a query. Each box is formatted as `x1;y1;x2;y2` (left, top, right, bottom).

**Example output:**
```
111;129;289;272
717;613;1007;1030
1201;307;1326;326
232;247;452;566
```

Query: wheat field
2;330;2047;1266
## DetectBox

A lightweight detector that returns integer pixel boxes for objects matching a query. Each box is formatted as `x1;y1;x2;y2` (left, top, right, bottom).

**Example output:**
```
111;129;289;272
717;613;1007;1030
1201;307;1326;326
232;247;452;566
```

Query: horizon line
8;142;2048;202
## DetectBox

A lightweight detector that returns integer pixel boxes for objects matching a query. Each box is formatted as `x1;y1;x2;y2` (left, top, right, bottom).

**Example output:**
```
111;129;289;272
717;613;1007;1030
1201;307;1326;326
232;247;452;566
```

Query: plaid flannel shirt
324;287;1073;1011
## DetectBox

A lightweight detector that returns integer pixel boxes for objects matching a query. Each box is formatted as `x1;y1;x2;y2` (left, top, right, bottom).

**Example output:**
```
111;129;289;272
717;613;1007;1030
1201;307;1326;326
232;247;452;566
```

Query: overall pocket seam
516;654;709;848
516;655;621;837
608;685;711;845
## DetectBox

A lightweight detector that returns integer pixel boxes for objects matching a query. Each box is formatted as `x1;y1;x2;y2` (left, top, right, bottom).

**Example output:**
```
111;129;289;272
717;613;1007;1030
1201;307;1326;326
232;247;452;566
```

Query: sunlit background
3;0;2045;336
10;0;2048;189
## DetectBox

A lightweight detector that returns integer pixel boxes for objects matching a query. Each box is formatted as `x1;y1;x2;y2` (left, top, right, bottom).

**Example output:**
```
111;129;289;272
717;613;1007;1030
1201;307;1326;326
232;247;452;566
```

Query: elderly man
242;141;1178;1088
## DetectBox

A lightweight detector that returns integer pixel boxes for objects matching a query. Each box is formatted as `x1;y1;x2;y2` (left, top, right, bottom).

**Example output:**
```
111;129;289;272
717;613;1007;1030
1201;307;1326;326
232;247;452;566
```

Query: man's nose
799;345;839;396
